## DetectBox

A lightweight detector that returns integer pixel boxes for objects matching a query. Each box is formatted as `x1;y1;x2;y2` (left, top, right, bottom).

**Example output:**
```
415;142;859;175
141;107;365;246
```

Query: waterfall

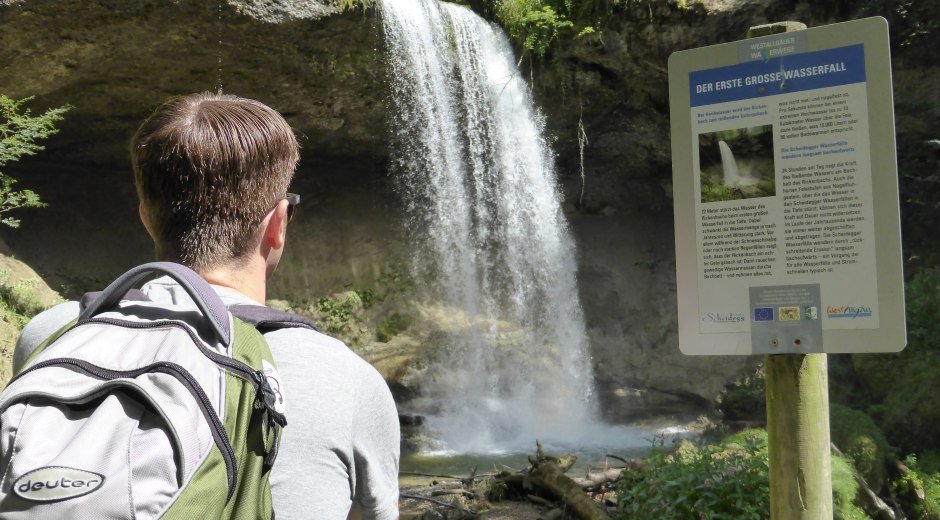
718;140;740;187
380;0;600;453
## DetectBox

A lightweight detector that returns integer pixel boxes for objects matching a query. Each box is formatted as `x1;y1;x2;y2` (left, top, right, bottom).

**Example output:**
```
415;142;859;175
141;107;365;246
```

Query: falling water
718;140;740;187
381;0;604;453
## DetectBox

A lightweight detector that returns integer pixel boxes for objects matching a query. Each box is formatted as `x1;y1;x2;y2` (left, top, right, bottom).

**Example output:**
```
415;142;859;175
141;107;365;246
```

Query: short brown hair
131;93;299;269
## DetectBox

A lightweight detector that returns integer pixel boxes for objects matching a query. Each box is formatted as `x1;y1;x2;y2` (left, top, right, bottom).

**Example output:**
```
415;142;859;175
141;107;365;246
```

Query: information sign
668;17;905;355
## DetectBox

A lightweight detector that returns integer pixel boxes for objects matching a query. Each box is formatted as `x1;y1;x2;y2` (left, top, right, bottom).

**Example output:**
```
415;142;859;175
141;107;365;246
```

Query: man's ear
262;199;289;250
139;202;156;240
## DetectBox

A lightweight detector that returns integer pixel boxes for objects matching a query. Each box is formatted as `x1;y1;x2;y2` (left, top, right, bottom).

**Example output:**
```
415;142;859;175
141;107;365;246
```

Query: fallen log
572;468;625;490
399;492;478;517
497;442;610;520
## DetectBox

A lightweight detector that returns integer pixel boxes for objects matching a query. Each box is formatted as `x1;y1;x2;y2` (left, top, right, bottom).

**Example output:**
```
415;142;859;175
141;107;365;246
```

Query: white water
381;0;614;453
718;140;740;187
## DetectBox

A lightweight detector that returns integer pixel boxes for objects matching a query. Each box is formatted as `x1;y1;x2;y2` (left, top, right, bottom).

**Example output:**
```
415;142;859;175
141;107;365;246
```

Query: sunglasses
284;193;300;223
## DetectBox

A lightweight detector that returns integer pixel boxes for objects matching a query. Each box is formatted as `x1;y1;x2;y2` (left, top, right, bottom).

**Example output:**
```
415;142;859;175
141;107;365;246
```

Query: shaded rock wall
0;0;396;293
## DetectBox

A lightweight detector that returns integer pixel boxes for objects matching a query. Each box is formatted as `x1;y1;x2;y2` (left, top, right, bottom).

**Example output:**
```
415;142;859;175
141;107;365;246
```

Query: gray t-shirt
13;277;400;520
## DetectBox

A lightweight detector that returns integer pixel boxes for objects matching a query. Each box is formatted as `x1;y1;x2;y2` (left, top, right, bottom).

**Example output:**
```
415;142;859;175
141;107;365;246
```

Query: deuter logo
12;466;105;502
826;305;873;319
702;312;745;323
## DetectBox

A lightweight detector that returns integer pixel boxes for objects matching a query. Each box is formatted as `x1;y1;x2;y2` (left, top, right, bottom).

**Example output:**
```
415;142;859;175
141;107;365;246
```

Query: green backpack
0;262;315;519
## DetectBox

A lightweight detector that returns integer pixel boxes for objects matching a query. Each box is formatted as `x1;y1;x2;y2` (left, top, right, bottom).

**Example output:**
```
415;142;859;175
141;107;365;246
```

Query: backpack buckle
252;370;287;471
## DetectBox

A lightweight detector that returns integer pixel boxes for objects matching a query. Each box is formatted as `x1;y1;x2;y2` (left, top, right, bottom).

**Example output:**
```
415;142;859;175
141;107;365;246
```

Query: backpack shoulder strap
229;304;319;334
79;288;151;310
79;262;232;346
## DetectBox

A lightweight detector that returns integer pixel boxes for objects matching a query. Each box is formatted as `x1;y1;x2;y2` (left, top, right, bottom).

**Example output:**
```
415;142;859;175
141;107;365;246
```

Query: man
14;92;400;520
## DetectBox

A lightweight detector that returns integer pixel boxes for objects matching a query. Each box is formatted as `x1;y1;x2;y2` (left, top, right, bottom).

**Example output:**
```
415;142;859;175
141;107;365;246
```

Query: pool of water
401;419;697;482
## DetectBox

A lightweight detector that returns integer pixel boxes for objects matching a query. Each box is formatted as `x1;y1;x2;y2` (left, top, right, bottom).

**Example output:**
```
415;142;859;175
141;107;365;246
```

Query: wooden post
746;21;833;520
765;354;832;519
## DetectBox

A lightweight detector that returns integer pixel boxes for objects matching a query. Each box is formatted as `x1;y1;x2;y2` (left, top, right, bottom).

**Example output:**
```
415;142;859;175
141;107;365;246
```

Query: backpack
0;262;316;519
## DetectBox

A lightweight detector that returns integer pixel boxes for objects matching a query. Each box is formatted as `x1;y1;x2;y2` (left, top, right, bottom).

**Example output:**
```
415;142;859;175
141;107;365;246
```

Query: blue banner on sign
689;44;866;107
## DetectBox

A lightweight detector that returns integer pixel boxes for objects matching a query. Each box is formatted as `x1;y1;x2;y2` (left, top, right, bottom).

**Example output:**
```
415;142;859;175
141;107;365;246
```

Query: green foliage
904;268;940;351
614;430;769;519
492;0;603;57
831;453;871;520
356;288;377;309
918;451;940;475
0;96;70;228
754;175;775;196
716;366;766;422
301;264;412;337
315;294;359;334
485;478;508;501
614;430;873;519
830;403;890;491
700;171;744;203
377;312;411;342
0;269;49;328
851;269;940;454
893;455;940;520
338;0;371;11
376;263;410;294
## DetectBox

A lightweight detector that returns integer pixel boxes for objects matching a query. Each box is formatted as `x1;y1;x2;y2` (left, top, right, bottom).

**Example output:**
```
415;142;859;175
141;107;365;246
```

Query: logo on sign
779;307;801;321
827;305;873;318
753;307;774;321
702;312;745;323
13;466;105;502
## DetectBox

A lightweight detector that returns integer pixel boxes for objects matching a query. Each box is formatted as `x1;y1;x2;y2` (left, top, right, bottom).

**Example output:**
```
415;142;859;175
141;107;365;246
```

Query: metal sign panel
668;17;905;354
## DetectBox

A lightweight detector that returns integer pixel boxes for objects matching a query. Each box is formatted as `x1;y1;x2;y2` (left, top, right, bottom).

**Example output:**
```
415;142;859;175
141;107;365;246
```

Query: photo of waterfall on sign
380;0;626;454
698;125;776;203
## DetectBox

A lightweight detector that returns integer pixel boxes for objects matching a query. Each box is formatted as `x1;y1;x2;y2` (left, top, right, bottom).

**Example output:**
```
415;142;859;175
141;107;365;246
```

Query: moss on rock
830;403;890;491
831;453;870;520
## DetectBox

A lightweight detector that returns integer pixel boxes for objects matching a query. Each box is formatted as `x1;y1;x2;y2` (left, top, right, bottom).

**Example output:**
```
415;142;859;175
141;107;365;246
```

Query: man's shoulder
262;324;384;381
14;300;81;371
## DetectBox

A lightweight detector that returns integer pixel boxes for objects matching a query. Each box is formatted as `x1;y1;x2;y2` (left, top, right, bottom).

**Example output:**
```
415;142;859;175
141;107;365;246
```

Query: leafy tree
0;95;70;228
493;0;599;57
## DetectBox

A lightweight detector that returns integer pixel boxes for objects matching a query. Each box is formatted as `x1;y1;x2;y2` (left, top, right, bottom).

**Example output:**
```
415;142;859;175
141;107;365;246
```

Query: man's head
131;92;299;271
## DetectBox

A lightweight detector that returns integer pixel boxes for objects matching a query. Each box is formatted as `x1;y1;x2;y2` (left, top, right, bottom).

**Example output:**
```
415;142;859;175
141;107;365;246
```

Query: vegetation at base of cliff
716;365;766;422
0;270;48;329
284;263;411;340
893;455;940;519
614;430;769;519
830;403;890;491
0;267;61;384
613;429;870;519
377;312;410;342
840;268;940;455
831;454;870;520
314;292;364;334
0;96;70;228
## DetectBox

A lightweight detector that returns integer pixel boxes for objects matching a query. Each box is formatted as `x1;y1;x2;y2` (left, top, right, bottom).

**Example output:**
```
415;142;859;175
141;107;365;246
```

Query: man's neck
197;259;267;304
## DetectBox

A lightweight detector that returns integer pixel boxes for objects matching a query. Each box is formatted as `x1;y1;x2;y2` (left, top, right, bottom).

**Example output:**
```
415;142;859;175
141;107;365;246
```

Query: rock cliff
1;0;936;423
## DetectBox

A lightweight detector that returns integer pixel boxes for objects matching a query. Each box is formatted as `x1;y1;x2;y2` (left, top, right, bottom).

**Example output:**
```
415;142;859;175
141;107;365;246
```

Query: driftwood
831;443;896;520
400;492;478;517
496;442;610;520
571;468;625;490
604;454;629;465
